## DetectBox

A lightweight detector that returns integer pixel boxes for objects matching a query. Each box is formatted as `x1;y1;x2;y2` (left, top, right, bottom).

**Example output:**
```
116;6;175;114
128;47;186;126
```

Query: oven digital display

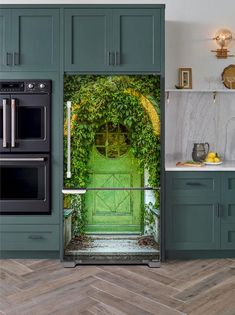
0;82;24;91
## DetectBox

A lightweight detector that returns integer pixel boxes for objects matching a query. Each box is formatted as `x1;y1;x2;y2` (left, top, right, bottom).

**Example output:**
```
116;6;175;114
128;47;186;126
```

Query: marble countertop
165;160;235;171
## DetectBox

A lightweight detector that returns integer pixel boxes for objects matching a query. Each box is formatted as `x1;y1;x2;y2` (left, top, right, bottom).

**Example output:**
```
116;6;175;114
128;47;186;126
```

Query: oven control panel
0;80;52;94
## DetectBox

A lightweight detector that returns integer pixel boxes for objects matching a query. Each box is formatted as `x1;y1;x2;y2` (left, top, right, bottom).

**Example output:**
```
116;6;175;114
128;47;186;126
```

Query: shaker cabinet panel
11;9;60;71
0;9;11;71
0;9;59;71
221;173;235;223
166;200;220;250
64;9;112;72
113;9;162;72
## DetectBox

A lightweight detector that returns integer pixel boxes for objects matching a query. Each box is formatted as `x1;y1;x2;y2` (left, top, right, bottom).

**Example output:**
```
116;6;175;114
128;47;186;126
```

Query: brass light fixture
211;28;234;58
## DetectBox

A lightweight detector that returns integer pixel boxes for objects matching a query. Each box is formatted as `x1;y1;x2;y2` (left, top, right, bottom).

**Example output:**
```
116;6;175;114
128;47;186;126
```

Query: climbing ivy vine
64;75;161;236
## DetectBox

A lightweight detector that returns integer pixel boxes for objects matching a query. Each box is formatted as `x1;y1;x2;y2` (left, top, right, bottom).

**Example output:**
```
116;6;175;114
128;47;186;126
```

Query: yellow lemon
207;152;216;159
214;157;220;163
206;157;214;163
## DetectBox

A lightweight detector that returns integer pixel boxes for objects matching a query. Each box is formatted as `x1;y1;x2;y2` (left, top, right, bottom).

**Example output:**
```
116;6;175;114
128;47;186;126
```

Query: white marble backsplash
165;92;235;162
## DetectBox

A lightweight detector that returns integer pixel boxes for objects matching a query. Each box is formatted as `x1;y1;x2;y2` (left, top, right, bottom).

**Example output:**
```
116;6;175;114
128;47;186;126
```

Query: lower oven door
0;154;50;214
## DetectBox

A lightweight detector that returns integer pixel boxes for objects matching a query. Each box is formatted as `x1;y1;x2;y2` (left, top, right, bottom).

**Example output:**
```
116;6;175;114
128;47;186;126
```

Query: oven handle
11;98;16;148
2;99;7;148
66;101;72;178
0;158;45;162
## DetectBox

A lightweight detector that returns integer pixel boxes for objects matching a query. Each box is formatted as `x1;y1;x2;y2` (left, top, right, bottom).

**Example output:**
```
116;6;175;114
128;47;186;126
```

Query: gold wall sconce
211;29;234;58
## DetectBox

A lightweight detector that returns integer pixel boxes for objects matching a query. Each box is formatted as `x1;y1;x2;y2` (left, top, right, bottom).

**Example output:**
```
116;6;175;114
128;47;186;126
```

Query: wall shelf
165;89;235;93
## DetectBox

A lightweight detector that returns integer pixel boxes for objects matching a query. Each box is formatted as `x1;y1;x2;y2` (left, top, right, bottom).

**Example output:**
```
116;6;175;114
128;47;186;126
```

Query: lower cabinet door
221;224;235;249
166;201;220;250
0;225;59;251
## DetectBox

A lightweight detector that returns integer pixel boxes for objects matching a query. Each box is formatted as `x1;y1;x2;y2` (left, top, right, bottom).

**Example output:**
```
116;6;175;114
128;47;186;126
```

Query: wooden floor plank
0;259;234;315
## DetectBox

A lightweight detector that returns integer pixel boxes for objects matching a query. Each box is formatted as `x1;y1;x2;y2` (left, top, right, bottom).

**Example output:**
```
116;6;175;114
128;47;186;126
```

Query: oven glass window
17;107;44;139
0;167;40;199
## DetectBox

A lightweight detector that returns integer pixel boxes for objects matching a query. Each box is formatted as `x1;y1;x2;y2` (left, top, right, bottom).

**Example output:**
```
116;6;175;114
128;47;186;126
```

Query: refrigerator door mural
63;75;161;265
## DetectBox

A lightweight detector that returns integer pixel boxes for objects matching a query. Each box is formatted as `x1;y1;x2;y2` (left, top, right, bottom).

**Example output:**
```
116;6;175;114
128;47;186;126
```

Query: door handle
2;99;8;148
11;99;16;148
13;52;20;65
6;53;12;66
66;101;71;178
0;158;45;162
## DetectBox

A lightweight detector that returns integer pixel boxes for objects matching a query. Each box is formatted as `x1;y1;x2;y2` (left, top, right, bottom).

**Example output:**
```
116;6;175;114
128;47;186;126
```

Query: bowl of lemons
204;152;223;165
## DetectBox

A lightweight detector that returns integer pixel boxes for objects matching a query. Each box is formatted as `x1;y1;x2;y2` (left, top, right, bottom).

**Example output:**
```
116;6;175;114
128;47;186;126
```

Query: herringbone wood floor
0;259;235;315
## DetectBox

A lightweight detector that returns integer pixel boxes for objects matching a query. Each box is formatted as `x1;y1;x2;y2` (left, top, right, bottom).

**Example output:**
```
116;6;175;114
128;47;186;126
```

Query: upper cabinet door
65;9;112;72
113;9;163;73
11;9;60;71
0;9;11;71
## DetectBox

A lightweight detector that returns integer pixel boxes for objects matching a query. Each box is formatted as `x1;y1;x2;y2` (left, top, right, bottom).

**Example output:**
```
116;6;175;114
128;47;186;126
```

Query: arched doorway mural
86;123;142;233
64;75;160;241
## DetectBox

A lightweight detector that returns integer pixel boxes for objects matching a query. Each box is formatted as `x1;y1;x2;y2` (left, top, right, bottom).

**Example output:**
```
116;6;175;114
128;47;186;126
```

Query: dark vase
192;143;210;162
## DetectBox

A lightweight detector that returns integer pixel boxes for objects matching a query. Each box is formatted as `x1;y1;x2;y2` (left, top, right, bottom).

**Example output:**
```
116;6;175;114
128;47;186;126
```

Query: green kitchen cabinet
166;172;221;250
64;7;163;72
0;9;59;71
166;172;235;252
113;9;162;72
0;9;10;71
65;9;112;72
221;173;235;249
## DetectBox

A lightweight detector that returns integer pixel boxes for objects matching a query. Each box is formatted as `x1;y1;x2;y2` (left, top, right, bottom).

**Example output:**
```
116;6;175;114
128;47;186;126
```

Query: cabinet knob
28;83;34;89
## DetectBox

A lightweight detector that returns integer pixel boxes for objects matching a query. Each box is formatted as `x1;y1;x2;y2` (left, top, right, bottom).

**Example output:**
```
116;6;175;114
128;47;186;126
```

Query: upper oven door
9;94;50;152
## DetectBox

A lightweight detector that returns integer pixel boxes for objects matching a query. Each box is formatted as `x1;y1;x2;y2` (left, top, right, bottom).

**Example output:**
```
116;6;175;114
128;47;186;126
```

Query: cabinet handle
107;52;114;66
216;203;220;217
186;182;202;186
108;51;111;66
115;51;120;66
6;53;12;66
28;235;44;240
11;99;16;148
0;158;45;162
13;52;20;65
66;101;71;178
2;99;8;148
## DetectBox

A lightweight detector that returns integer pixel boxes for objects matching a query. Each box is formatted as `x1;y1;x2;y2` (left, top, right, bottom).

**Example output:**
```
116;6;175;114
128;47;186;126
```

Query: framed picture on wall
179;68;192;89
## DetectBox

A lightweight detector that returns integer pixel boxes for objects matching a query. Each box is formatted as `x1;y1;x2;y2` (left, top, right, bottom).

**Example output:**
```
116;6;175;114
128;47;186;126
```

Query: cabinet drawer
0;225;59;251
166;172;219;197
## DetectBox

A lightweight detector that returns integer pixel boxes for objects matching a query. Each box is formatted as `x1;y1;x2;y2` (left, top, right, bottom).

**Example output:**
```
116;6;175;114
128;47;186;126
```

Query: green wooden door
0;9;11;71
113;9;162;72
64;9;112;72
85;123;142;233
11;9;59;71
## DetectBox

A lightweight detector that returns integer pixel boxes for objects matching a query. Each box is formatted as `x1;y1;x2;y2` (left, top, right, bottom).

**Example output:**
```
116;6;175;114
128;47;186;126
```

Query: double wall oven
0;80;51;214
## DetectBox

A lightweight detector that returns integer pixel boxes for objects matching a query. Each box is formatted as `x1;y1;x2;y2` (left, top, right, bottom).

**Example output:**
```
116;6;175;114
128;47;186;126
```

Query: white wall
1;0;235;89
164;0;235;89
